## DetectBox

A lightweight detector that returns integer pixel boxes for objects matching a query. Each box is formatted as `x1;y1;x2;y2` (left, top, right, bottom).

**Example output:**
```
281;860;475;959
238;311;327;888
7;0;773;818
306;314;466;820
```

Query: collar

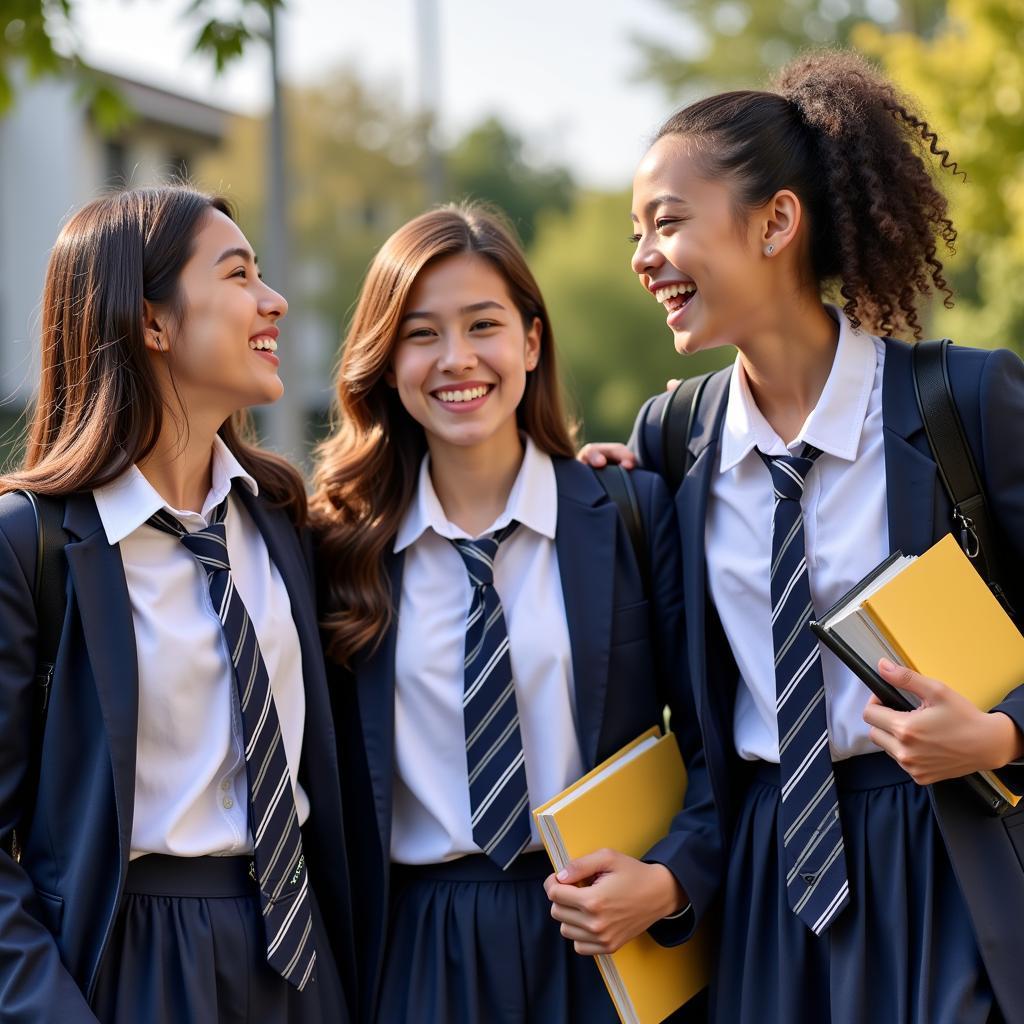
393;434;558;552
719;305;879;472
93;434;259;545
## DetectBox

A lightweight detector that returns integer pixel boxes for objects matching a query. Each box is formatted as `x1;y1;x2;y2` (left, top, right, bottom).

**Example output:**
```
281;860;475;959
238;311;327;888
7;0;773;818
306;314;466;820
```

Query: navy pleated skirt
91;854;348;1024
375;851;620;1024
714;753;1000;1024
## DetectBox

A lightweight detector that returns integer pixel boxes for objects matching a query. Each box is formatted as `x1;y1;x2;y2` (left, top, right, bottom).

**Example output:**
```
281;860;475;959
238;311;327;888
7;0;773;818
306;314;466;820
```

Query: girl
0;186;355;1023
563;50;1024;1024
311;204;709;1024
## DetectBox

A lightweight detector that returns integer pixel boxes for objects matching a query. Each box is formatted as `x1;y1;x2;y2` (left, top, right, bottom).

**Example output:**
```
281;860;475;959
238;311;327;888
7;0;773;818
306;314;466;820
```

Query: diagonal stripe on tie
450;522;532;870
147;496;316;989
758;447;850;934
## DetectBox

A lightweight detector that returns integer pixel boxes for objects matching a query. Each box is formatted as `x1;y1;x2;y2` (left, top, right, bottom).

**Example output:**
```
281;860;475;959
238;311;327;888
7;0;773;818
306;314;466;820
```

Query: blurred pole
261;1;303;459
415;0;445;203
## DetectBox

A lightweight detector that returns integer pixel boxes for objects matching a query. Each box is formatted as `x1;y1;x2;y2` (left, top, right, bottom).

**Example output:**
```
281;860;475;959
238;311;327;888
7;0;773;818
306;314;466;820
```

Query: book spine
810;622;1013;816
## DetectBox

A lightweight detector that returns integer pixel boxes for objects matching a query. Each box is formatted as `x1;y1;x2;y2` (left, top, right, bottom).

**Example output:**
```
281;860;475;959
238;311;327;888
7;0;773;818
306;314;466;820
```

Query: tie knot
450;521;519;588
757;446;822;501
147;502;231;576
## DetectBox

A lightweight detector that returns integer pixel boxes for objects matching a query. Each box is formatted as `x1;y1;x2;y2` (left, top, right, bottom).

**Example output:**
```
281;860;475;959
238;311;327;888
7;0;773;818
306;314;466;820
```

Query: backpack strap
911;340;1015;619
594;465;651;599
9;491;68;860
658;372;715;493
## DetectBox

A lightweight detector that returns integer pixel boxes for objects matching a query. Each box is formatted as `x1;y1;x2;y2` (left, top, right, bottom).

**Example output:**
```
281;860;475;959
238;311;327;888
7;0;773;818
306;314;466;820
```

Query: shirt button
223;797;234;810
221;779;231;791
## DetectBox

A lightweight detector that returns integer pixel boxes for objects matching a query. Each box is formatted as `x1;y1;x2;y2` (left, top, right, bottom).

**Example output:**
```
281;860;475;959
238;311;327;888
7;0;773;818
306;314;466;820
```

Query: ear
142;299;168;353
524;316;542;372
761;189;802;258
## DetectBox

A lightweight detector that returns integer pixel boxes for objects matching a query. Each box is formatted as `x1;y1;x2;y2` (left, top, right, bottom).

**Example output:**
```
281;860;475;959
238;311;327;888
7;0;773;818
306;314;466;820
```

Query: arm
545;474;723;952
0;500;98;1023
864;348;1024;785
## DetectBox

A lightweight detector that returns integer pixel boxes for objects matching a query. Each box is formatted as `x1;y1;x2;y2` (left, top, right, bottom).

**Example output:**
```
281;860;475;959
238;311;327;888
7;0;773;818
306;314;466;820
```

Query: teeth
436;385;490;403
655;282;696;304
249;337;278;352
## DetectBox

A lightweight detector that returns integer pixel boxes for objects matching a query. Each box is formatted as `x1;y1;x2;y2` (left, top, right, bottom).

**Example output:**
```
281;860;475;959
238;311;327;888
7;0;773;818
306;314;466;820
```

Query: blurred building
0;68;227;458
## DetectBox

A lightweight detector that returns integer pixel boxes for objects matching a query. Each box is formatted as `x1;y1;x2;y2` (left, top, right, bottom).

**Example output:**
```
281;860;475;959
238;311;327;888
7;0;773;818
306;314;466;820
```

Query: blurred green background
2;0;1022;466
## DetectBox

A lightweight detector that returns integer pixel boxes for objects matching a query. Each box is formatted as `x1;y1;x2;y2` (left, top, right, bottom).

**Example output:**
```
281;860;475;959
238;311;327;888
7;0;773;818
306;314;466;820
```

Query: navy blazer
328;456;714;1024
631;338;1024;1020
0;488;356;1024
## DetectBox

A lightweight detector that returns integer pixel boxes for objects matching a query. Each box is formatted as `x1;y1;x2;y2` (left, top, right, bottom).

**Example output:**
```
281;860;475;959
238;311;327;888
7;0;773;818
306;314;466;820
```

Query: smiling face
154;208;287;423
388;251;541;463
631;134;775;355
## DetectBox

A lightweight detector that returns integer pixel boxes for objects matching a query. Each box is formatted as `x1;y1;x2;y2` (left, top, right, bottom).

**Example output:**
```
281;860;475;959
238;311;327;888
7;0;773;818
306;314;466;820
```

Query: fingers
666;378;680;391
575;443;636;470
861;700;907;734
556;848;617;885
877;659;943;703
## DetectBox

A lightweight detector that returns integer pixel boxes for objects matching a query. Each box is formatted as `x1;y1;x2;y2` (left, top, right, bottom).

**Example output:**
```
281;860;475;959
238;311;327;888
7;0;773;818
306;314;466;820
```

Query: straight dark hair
0;185;306;522
657;50;960;338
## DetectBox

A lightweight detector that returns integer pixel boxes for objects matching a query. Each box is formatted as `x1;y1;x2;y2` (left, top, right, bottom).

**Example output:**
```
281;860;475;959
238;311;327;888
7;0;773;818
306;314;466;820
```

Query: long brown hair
0;185;306;522
311;202;576;666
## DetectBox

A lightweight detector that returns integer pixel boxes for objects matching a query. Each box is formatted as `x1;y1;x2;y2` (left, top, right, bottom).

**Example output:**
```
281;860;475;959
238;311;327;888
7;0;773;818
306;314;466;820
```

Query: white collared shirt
706;309;890;761
389;435;582;864
92;436;309;859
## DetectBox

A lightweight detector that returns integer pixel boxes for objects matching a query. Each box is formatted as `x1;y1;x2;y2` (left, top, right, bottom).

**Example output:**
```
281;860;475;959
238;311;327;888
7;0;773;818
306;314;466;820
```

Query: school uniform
629;311;1024;1024
0;437;356;1024
329;437;712;1024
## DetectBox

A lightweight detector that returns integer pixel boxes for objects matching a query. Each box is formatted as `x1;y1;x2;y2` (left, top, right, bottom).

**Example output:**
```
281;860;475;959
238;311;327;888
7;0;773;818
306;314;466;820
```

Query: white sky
71;0;694;190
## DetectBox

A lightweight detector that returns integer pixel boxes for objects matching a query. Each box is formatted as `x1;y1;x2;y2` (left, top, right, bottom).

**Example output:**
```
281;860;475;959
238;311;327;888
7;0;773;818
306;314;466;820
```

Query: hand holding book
544;850;686;956
863;658;1024;785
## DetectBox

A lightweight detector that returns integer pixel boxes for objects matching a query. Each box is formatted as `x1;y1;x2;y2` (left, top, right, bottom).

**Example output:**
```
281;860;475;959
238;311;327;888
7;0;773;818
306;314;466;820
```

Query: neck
428;427;525;537
735;300;839;445
137;409;225;513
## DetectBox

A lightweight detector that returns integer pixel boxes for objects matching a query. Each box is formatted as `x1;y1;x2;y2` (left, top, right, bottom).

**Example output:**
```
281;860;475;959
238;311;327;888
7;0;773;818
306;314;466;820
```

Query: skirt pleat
91;854;348;1024
375;851;619;1024
713;753;997;1024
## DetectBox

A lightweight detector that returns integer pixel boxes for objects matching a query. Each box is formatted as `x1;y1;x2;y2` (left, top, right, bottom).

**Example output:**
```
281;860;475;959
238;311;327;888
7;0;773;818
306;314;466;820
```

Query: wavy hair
311;202;576;666
656;49;960;337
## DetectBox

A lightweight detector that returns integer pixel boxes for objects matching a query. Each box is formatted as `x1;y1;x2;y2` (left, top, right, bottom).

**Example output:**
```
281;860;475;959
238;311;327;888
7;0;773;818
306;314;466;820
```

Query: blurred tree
445;117;575;248
856;0;1024;352
0;0;283;121
530;189;734;443
636;0;946;94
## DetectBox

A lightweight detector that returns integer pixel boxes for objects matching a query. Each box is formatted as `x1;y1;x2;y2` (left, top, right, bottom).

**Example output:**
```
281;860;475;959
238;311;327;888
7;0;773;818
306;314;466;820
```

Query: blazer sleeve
631;472;723;945
975;349;1024;780
0;497;98;1023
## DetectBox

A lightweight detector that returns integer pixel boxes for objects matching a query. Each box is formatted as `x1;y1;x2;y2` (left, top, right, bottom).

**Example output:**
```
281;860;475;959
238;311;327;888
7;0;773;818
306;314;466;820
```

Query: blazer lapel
355;552;404;859
62;493;139;853
552;460;618;769
881;338;937;555
679;371;731;726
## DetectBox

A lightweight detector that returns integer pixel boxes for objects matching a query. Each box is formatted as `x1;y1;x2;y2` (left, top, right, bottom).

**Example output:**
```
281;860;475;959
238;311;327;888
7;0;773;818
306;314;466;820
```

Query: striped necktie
450;522;532;870
758;446;850;935
148;499;316;990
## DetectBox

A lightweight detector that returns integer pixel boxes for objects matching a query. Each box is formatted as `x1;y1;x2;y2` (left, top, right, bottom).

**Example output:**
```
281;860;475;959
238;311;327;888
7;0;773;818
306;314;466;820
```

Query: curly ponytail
656;50;960;338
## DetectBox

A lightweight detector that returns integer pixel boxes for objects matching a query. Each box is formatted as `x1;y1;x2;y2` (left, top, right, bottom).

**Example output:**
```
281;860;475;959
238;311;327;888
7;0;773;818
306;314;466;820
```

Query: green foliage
855;0;1024;350
529;190;734;443
636;0;946;94
445;117;576;248
0;0;283;123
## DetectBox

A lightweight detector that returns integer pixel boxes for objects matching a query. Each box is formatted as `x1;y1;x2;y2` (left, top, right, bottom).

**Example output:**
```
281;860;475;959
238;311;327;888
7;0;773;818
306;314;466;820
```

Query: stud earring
765;243;775;256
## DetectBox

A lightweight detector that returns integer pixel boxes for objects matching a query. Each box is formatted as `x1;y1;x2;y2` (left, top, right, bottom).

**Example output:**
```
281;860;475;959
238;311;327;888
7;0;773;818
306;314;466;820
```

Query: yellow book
532;728;711;1024
862;533;1024;713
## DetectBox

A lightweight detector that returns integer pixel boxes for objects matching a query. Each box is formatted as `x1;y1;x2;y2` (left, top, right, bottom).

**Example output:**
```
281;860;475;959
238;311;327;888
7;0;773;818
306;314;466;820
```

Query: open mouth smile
430;383;494;411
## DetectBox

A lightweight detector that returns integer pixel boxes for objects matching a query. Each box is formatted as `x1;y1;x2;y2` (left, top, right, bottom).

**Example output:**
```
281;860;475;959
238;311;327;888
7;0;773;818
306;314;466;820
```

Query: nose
436;330;477;374
258;282;288;320
630;230;663;278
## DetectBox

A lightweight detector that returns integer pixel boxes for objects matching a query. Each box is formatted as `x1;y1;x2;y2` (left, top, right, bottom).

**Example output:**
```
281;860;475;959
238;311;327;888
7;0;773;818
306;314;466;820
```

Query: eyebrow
400;299;507;323
214;246;256;266
631;193;688;222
